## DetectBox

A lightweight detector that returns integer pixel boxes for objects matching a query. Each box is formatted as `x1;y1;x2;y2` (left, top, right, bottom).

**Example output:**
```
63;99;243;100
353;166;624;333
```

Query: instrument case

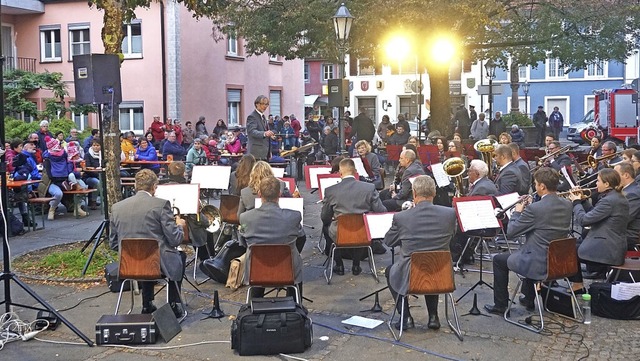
95;314;156;345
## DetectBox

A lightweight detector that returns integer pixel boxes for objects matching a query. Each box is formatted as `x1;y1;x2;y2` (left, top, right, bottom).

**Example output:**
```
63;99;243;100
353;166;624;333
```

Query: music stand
304;165;331;191
452;196;503;303
191;165;231;201
359;213;395;313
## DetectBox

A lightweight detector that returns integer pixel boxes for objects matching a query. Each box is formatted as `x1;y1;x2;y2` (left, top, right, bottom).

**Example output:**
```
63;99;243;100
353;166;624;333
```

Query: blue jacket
136;145;160;169
12;150;41;181
162;141;185;161
46;152;72;179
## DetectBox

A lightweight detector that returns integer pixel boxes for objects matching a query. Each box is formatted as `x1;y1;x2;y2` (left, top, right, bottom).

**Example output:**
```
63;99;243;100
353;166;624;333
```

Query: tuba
443;157;467;197
474;139;498;178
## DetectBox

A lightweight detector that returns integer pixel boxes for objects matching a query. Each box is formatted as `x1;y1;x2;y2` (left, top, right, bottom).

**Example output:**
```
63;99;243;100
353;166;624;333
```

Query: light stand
522;81;530;117
0;32;93;346
80;103;112;275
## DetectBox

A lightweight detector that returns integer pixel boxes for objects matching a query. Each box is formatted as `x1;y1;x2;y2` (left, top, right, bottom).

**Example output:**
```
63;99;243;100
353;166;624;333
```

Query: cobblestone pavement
1;180;637;360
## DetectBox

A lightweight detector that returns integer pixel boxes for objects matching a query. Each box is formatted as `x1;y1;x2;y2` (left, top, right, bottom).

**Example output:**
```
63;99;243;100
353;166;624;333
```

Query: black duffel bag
589;282;640;320
231;302;313;356
200;240;246;284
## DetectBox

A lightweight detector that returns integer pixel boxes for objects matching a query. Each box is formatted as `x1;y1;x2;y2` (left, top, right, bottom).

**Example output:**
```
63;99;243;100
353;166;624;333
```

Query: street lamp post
333;3;353;154
485;59;496;121
522;81;530;117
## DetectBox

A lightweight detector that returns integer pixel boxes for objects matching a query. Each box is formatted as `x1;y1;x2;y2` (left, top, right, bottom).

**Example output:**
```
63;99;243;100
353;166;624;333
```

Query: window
546;57;566;79
227;89;241;125
40;26;61;62
121;22;142;59
119;102;144;133
269;54;279;62
586;60;605;78
269;90;282;118
358;58;375;76
518;65;528;80
304;63;310;83
227;33;238;55
399;97;418;122
69;24;90;59
322;64;335;81
73;112;89;131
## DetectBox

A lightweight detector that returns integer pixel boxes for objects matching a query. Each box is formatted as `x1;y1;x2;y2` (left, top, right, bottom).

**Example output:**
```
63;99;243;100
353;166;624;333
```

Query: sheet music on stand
364;212;395;240
255;197;304;226
352;157;368;177
453;196;501;232
431;163;451;188
495;192;521;219
155;183;200;214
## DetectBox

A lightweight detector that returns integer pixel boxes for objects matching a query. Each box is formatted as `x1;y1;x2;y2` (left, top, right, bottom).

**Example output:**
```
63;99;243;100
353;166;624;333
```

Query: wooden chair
387;250;463;341
504;237;582;333
606;251;640;283
324;214;379;284
245;244;300;304
114;238;187;321
214;194;241;250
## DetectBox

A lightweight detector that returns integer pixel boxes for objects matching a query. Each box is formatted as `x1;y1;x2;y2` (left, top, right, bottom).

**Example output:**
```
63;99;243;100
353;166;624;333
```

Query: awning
304;95;319;107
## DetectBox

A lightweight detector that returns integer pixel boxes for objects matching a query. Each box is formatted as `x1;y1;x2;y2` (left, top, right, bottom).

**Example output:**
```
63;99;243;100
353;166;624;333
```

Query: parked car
566;109;595;144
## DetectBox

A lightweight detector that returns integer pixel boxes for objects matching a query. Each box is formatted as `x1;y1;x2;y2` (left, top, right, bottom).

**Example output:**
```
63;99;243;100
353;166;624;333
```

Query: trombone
537;144;574;165
583;151;623;170
557;187;597;200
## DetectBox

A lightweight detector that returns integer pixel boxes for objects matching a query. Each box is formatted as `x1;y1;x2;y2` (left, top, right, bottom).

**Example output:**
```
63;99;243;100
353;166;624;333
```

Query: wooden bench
27;197;55;231
62;189;98;218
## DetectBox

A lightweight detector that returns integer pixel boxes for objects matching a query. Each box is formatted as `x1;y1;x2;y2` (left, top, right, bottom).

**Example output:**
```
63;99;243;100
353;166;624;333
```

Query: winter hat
67;145;80;160
46;137;64;157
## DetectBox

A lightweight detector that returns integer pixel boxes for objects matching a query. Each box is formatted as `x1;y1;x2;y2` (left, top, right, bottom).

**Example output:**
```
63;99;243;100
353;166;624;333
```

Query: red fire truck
581;88;640;145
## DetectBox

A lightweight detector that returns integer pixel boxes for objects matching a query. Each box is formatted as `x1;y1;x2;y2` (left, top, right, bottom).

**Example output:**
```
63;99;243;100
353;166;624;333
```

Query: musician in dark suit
615;163;640;249
485;168;572;314
239;176;306;298
568;168;629;290
597;141;622;170
109;169;187;318
384;176;457;330
380;149;425;211
494;144;524;196
508;143;531;195
246;95;274;160
321;158;386;275
468;159;498;196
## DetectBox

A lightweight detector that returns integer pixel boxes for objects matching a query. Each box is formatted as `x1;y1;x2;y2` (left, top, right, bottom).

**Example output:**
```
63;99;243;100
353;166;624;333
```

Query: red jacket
150;120;165;140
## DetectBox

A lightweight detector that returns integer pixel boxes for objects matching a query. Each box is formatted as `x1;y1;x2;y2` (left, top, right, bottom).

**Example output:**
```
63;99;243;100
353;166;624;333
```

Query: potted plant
503;112;537;147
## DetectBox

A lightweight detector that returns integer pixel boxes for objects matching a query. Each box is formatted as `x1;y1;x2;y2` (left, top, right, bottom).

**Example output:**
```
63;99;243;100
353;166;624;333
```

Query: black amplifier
95;314;157;345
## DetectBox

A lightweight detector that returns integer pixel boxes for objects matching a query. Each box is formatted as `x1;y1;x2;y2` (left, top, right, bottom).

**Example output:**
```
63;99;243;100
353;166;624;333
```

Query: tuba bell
443;157;467;197
474;139;498;179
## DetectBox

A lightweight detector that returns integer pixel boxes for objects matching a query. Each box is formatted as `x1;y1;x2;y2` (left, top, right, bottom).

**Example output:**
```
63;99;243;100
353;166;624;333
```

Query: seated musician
239;176;306;299
598;141;622;170
321;158;386;275
632;151;640;183
508;143;531;195
384;176;457;330
229;154;256;196
379;149;425;211
355;140;383;189
493;144;525;196
387;124;410;146
567;168;629;288
484;168;572;314
614;163;640;250
238;161;291;218
109;169;187;318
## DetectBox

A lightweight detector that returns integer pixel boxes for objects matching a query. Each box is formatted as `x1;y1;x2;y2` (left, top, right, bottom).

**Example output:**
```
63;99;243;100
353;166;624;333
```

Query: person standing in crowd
213;119;228;137
377;115;392;144
454;105;471;139
182;121;196;150
489;111;506;138
549;106;564;140
246;95;274;160
469;105;478;123
196;116;209;138
305;114;322;143
37;120;53;152
352;107;375;145
470;113;489;140
150;115;165;142
533;106;548;147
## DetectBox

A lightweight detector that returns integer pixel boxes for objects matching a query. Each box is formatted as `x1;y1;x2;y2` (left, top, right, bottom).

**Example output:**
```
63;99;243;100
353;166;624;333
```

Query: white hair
470;159;489;178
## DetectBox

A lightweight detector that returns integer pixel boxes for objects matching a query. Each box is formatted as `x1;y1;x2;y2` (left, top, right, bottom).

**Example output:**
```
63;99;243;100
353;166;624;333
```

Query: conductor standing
246;95;274;160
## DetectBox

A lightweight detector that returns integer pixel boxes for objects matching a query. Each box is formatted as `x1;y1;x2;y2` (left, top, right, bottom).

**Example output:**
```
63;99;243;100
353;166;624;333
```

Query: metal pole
338;45;346;154
489;77;493;121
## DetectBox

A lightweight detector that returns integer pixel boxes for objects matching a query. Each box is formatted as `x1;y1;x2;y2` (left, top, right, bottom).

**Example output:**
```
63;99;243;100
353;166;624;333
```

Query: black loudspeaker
72;54;122;105
328;78;350;108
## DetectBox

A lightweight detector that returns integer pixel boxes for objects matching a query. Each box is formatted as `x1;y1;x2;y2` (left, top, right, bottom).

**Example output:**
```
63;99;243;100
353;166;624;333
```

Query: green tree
215;0;640;134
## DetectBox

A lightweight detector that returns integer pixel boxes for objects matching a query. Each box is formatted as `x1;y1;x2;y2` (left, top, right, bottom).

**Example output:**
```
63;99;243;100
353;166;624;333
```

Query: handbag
225;253;246;290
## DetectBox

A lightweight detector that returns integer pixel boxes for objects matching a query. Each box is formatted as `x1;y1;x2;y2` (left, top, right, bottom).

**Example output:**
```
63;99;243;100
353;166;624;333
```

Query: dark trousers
322;225;363;267
141;251;186;305
492;253;535;308
568;257;610;283
535;125;547;147
379;189;402;211
385;266;438;318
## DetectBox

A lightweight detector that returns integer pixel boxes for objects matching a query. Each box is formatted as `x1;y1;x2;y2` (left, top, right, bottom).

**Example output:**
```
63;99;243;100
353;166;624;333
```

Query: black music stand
452;196;503;304
359;213;396;313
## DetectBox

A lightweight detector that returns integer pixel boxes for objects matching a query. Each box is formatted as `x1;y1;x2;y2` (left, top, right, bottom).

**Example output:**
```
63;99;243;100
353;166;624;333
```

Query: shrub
503;112;533;127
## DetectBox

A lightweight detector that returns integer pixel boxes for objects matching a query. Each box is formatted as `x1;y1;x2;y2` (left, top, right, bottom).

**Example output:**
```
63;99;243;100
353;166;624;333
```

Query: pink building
304;58;337;117
3;0;303;134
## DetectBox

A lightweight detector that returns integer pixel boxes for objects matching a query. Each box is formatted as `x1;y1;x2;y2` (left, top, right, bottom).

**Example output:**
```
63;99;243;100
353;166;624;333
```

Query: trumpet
557;187;597;200
494;193;535;219
474;139;498;178
443;157;466;197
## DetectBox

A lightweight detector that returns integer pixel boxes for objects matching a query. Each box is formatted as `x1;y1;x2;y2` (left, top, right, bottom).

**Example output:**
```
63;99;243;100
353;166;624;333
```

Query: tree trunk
509;63;520;114
100;0;125;212
427;66;452;137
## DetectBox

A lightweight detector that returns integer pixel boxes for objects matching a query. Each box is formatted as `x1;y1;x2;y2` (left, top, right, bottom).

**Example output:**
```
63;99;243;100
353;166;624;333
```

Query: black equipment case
95;314;156;345
231;298;313;356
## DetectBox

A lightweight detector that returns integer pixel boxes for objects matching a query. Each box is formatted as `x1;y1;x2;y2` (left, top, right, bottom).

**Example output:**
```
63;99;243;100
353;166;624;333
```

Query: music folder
364;212;395;240
452;196;502;232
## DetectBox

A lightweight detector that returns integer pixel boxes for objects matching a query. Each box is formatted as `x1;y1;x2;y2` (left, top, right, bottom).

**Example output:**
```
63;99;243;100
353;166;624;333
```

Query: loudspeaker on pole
72;54;122;105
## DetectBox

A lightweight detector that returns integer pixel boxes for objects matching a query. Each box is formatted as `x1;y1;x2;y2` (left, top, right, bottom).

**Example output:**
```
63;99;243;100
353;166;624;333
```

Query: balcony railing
3;56;37;73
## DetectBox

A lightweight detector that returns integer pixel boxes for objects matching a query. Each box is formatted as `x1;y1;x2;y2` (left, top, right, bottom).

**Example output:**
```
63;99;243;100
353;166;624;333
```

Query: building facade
3;0;304;134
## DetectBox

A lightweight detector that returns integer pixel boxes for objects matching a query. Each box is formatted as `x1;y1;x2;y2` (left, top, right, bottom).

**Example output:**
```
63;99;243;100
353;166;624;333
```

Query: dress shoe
484;304;507;315
170;302;185;318
393;316;415;330
333;265;345;276
141;302;157;314
427;315;441;330
352;265;362;276
519;295;535;311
